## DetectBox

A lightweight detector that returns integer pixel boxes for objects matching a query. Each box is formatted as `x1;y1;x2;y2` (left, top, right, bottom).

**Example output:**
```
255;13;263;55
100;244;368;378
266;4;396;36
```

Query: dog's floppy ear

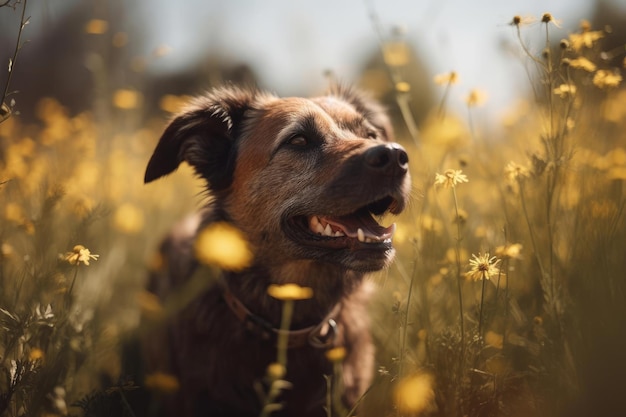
328;84;394;142
144;86;257;189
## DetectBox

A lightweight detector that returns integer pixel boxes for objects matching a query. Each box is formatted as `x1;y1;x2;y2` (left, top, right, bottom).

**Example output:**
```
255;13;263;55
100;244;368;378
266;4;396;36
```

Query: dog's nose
364;143;409;175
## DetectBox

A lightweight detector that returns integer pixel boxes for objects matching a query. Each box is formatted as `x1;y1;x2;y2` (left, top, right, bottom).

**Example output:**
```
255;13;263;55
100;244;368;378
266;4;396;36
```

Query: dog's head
145;85;411;272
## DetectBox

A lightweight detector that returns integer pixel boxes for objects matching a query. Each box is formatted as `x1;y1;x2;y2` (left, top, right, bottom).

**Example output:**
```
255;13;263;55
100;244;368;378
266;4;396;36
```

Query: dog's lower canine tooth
324;224;333;236
357;228;365;242
310;216;319;228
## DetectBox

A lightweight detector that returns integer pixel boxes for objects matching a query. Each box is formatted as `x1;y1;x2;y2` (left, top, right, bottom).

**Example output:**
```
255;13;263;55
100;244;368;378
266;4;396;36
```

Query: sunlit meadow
1;5;625;417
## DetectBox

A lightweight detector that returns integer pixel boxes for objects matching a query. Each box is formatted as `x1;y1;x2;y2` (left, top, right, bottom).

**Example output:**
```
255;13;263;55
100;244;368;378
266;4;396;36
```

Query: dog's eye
287;135;308;147
366;131;378;140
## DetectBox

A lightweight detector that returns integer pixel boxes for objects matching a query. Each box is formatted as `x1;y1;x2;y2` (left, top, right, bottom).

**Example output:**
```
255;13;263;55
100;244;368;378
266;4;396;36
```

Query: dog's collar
222;285;340;349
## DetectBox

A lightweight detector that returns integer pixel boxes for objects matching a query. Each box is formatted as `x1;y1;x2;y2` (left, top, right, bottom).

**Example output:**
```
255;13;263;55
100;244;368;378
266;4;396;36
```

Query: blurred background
1;0;626;416
2;0;626;119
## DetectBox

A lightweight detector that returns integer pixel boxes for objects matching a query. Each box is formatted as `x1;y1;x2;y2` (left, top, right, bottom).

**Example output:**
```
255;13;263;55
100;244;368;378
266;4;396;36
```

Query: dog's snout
364;144;409;174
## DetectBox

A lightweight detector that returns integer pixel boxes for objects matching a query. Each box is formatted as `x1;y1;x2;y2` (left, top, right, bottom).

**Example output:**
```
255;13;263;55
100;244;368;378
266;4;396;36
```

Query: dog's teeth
310;216;325;234
334;230;345;237
309;216;324;235
357;228;365;242
310;216;320;228
324;224;333;236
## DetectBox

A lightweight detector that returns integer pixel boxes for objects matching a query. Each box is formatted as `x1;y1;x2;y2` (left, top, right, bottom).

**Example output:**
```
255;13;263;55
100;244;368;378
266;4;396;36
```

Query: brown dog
141;85;411;416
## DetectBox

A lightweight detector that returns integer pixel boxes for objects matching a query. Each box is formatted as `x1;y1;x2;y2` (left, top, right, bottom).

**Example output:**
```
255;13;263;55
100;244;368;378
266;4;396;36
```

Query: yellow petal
194;222;253;271
267;283;313;301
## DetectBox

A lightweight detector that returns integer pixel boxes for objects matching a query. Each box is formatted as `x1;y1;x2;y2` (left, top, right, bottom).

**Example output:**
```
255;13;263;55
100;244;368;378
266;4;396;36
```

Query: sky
126;0;624;116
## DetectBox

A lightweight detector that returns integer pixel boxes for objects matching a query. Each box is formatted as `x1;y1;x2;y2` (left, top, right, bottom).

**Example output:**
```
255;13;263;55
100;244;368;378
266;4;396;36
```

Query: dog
140;84;411;416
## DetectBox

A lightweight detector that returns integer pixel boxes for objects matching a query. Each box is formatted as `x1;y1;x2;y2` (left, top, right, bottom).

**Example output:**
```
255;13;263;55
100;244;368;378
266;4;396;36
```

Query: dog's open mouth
308;212;395;243
287;195;400;249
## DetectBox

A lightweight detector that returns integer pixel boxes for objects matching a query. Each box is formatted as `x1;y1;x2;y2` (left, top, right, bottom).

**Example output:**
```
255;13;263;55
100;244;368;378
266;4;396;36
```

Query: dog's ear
328;84;394;141
144;86;257;189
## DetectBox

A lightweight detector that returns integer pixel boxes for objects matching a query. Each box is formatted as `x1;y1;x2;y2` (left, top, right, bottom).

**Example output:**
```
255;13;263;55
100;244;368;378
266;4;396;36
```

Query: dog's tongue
324;210;395;241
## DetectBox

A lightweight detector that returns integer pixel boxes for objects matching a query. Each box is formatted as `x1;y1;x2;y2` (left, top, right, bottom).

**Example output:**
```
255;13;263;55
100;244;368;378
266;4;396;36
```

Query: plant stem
451;185;466;415
324;375;332;417
13;269;27;308
276;300;294;368
399;251;418;379
344;378;380;417
478;272;486;338
1;0;28;109
437;82;452;118
364;0;419;146
452;187;465;344
66;266;79;308
518;181;547;282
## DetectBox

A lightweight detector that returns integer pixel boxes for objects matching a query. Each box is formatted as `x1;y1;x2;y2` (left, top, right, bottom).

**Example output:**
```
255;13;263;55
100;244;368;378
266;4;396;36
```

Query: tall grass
369;13;626;417
1;7;625;417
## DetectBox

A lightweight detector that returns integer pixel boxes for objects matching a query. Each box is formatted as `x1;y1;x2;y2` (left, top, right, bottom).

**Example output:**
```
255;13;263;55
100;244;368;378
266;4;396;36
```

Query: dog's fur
141;85;411;417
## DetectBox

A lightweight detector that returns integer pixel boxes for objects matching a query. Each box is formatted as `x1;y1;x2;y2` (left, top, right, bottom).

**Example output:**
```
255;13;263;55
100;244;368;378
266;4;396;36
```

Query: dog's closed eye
366;130;378;140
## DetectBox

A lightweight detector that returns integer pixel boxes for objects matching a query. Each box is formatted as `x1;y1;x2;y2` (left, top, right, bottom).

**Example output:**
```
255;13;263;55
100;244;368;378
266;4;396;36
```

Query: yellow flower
159;94;192;113
395;82;411;93
267;283;313;301
509;15;536;27
433;71;459;86
194;222;253;271
5;202;25;224
569;29;604;52
84;19;108;35
553;83;577;98
434;169;468;188
417;329;428;341
382;42;410;67
485;331;504;349
495;243;523;260
63;245;99;266
504;161;531;182
113;203;145;234
152;44;172;58
541;13;562;28
1;243;15;260
325;347;347;362
144;372;180;394
568;57;597;72
420;215;443;233
112;89;143;110
593;70;622;89
466;253;501;281
465;89;488;107
394;372;435;414
266;362;286;380
29;348;45;362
